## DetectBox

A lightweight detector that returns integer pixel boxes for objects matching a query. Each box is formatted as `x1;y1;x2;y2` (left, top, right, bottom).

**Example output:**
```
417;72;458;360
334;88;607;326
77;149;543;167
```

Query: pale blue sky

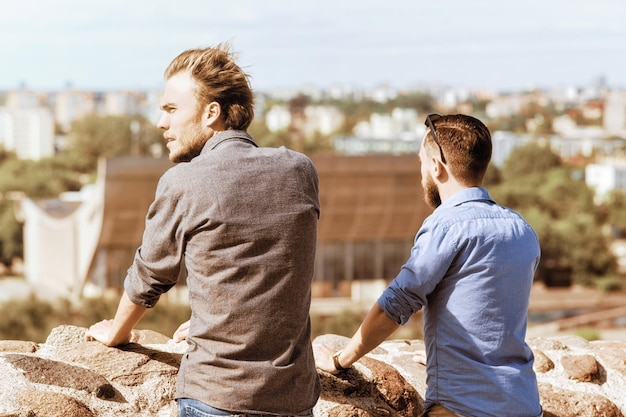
1;0;625;92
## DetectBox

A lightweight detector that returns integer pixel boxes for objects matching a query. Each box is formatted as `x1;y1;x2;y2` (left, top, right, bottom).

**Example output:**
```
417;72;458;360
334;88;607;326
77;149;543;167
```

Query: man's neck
438;181;481;205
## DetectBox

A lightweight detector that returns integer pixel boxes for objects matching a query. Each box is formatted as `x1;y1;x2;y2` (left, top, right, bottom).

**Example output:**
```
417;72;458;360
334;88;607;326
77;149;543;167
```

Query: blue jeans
177;398;313;417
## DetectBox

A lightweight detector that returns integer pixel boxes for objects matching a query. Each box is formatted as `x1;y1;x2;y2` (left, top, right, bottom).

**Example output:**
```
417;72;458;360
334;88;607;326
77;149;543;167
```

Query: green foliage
311;309;365;339
492;141;616;286
64;114;164;173
0;295;56;341
248;121;291;148
500;142;561;183
247;120;333;153
482;163;502;187
0;202;22;267
310;310;423;340
0;149;86;270
574;328;601;341
551;214;615;285
0;295;191;343
602;190;626;237
65;114;132;171
594;275;624;292
0;147;17;163
0;158;83;199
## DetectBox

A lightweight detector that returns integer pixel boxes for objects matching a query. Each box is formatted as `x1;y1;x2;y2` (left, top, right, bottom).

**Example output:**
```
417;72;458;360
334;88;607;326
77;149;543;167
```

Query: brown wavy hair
424;114;492;185
164;43;254;131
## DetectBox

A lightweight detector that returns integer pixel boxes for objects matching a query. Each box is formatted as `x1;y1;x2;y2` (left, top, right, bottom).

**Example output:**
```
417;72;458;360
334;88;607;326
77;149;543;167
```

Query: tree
0;202;22;269
491;142;615;286
64;114;165;173
602;190;626;237
0;152;84;271
0;158;82;198
389;92;435;114
482;163;502;187
500;141;561;183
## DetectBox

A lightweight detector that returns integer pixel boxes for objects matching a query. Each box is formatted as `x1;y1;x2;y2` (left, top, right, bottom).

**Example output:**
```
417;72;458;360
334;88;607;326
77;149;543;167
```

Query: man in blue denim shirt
315;114;542;417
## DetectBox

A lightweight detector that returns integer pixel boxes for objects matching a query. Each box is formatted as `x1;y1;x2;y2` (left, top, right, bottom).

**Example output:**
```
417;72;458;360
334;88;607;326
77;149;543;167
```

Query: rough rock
0;326;625;416
0;341;38;354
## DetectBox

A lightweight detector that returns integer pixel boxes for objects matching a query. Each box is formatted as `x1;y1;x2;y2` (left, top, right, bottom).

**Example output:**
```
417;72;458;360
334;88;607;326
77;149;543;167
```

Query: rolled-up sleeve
125;172;187;308
378;218;454;325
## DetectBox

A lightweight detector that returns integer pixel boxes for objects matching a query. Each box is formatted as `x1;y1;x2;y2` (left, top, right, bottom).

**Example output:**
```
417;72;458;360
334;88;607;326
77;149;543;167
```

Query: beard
168;108;212;163
423;172;442;209
169;122;209;163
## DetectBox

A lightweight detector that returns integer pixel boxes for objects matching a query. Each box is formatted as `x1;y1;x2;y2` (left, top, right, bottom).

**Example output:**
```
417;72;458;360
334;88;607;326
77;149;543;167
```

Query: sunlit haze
1;0;626;92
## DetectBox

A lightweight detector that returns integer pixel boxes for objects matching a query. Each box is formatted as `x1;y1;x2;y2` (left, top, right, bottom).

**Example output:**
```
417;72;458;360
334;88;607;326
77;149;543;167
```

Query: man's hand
173;320;190;342
85;292;147;347
85;319;132;347
313;342;340;374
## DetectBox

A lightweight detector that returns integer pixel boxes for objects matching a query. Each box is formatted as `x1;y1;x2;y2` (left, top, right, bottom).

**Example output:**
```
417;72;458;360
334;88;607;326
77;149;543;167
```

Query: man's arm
85;291;148;347
314;302;399;374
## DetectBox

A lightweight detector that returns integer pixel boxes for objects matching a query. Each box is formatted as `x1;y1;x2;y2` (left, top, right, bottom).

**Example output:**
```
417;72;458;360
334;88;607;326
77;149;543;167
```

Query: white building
604;90;626;136
5;90;44;109
103;91;142;116
490;131;532;167
54;89;97;132
0;106;55;160
303;105;344;136
353;108;420;140
265;105;291;132
336;108;422;155
585;159;626;202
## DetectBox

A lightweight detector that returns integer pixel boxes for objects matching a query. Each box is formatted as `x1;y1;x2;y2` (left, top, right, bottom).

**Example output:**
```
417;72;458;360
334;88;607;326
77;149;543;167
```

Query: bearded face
423;172;442;209
167;114;208;163
158;71;215;164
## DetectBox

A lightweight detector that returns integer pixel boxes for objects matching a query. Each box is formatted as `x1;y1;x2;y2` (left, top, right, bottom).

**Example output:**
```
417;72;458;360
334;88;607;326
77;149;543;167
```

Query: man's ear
203;101;222;128
432;157;447;181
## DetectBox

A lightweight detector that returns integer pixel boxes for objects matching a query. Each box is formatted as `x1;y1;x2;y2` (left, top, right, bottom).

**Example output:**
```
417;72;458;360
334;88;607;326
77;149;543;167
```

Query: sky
1;0;626;93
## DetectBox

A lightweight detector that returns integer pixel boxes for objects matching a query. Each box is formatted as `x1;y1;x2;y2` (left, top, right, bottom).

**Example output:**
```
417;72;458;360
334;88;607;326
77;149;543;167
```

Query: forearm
109;291;148;345
337;302;400;368
86;291;149;347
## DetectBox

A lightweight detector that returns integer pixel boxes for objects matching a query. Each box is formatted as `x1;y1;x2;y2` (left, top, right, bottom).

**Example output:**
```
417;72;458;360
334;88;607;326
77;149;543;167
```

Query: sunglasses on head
424;113;445;163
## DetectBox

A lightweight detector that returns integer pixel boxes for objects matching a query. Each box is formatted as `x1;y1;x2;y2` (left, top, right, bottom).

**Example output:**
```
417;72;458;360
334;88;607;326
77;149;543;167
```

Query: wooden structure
19;154;429;297
313;154;429;292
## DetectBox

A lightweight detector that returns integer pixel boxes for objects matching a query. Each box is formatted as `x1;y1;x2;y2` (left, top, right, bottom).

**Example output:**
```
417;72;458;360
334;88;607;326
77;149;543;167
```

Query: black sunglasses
424;113;445;163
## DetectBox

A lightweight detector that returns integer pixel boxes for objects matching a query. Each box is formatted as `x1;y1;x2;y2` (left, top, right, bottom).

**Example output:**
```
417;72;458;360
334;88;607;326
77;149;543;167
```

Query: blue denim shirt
378;187;542;417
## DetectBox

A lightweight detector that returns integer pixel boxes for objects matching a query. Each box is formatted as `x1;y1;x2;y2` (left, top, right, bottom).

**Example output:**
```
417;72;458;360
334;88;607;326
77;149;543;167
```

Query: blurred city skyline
1;0;626;93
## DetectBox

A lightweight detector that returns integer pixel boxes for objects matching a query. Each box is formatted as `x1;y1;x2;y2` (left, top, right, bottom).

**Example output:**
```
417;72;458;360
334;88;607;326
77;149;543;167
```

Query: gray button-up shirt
125;130;321;414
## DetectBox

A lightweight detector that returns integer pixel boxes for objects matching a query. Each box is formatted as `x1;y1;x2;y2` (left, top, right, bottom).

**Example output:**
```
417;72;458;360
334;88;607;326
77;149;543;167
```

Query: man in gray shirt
86;43;321;416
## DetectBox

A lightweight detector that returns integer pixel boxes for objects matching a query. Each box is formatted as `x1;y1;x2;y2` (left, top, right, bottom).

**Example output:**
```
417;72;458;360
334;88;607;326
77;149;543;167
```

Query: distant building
303;105;344;136
336;108;423;155
4;90;44;109
485;94;525;119
490;131;532;167
265;105;291;132
604;90;626;136
334;135;420;155
0;106;55;160
54;89;97;132
103;91;142;116
354;108;421;139
585;158;626;202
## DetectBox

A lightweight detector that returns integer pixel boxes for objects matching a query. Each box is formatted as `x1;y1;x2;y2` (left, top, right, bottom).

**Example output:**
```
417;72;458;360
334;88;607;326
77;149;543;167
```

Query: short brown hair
165;43;254;131
424;114;492;185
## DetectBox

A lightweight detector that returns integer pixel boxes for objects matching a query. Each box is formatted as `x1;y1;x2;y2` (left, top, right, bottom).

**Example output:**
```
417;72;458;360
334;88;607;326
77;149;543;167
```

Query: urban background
1;0;626;342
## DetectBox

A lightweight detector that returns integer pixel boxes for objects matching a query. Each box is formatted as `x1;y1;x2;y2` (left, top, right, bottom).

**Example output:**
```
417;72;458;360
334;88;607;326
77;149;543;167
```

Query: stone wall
0;326;624;417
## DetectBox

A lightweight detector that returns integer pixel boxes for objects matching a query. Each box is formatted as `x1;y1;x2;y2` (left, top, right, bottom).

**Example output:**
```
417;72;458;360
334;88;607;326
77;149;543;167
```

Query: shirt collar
439;187;495;209
201;130;257;154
